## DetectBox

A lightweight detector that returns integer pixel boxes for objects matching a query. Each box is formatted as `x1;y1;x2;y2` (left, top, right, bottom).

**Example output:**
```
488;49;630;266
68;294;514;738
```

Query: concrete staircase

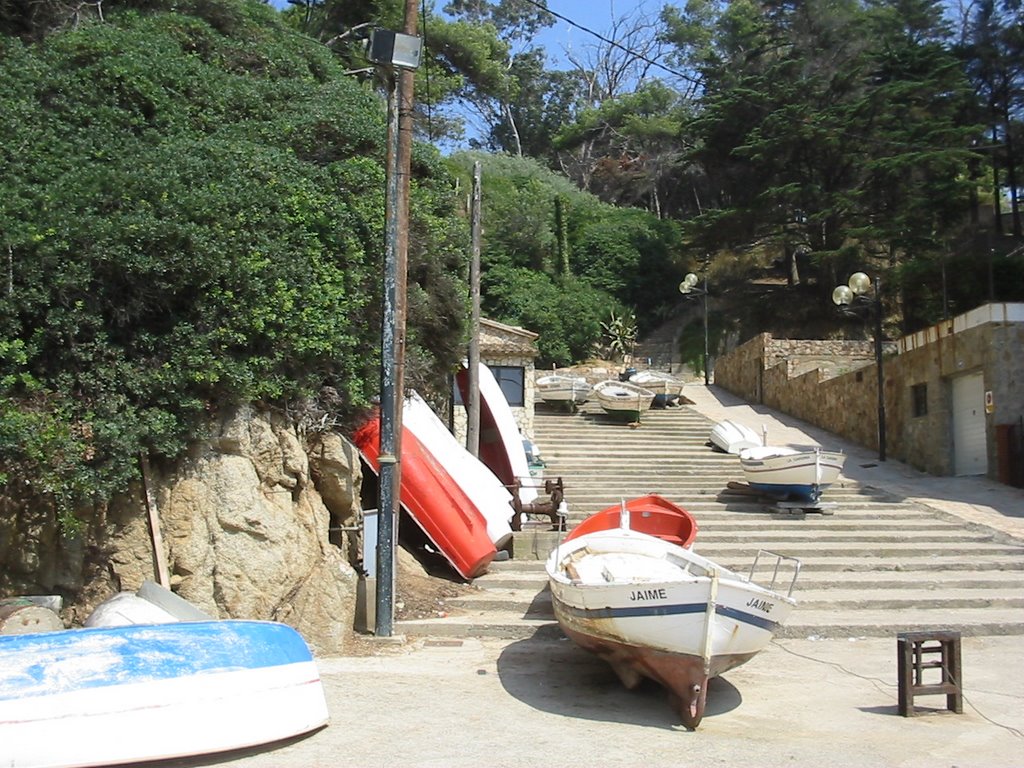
396;401;1024;640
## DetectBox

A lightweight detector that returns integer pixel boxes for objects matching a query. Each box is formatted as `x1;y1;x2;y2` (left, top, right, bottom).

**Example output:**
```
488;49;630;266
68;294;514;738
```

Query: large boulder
155;405;357;655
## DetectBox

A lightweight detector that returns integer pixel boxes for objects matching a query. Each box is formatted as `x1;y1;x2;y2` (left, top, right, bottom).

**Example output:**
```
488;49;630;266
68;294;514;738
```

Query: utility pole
466;161;482;456
369;0;420;638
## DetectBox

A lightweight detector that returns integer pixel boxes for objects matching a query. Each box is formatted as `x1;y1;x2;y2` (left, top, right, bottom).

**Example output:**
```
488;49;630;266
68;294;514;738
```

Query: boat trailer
724;481;836;515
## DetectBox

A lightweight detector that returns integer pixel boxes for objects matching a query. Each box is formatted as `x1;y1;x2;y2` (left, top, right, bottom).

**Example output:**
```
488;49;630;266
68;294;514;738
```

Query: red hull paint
564;494;698;549
353;413;496;580
455;366;514;489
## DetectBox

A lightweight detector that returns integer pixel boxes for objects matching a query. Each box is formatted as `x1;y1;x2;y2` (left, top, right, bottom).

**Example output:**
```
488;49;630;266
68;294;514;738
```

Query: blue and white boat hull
0;620;329;768
739;446;846;503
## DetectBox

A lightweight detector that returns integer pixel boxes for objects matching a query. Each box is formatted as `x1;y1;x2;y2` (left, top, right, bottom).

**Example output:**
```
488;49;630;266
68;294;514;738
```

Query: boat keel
562;627;715;730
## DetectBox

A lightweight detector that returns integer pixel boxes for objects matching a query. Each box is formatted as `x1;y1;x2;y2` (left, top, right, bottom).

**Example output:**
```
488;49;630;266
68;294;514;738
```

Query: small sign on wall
985;390;994;414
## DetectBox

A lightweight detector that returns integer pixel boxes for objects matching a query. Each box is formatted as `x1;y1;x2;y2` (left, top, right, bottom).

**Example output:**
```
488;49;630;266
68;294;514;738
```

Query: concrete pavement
161;634;1024;768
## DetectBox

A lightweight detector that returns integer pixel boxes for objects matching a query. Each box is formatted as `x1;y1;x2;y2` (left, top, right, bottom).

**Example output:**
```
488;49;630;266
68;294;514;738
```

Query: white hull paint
0;621;329;768
546;525;798;728
739;445;846;502
536;374;592;404
592;380;656;420
628;370;684;400
709;419;763;455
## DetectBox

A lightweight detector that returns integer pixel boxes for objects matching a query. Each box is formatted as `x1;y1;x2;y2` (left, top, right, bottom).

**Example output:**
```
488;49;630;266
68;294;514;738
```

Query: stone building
714;303;1024;483
453;318;541;441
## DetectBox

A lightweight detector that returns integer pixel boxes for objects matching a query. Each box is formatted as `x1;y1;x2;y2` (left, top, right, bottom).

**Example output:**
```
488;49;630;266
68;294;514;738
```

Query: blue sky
265;0;661;68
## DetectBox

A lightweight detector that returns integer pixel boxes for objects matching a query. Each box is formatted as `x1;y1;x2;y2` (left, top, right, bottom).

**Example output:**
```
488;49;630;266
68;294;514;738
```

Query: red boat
353;412;496;580
564;494;698;549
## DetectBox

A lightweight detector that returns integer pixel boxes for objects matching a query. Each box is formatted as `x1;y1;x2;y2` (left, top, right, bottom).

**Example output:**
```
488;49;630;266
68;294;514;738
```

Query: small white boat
628;370;684;405
546;502;799;729
709;419;764;455
738;445;846;503
592;380;656;422
536;374;591;409
0;619;329;768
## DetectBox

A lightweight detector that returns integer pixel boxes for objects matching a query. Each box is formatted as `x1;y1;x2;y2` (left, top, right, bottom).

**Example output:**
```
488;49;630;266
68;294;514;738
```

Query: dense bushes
0;1;467;517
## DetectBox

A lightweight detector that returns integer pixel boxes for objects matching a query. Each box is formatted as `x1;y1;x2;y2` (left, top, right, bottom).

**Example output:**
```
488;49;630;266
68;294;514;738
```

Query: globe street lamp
679;272;709;386
832;271;886;462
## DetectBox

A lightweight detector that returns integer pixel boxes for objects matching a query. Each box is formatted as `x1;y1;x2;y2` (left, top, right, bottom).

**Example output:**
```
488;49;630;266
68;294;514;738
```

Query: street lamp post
832;271;886;462
679;272;710;386
366;27;422;637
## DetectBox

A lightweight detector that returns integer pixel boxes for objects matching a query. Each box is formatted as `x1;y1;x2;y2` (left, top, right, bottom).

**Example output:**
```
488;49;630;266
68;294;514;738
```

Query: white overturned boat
709;419;763;455
592;379;656;422
546;502;799;729
536;374;591;409
404;389;514;549
0;619;329;768
738;445;846;503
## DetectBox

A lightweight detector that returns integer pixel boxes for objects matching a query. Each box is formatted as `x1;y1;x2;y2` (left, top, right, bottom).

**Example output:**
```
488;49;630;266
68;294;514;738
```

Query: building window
454;365;526;407
911;383;928;417
491;366;525;406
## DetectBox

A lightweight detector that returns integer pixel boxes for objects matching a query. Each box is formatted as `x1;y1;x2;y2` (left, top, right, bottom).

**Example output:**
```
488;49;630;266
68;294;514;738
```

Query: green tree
0;0;468;519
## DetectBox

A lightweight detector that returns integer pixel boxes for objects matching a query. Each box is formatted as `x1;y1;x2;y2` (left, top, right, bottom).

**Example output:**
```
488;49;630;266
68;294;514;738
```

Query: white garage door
952;372;987;476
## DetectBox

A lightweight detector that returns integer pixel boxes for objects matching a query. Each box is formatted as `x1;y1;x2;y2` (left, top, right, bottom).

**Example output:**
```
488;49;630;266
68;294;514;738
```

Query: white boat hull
739;446;846;503
547;528;797;728
709;419;763;455
536;375;591;405
0;621;329;768
628;371;684;401
592;380;655;421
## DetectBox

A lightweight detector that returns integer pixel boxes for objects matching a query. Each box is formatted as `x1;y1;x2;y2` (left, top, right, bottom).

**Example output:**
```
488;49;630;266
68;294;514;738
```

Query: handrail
749;549;801;598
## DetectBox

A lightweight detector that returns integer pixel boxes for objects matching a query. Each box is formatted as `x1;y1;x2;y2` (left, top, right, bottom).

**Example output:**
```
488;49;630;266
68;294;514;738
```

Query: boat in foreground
536;374;592;410
738;445;846;503
546;502;799;729
709;419;763;455
0;620;329;768
592;379;656;422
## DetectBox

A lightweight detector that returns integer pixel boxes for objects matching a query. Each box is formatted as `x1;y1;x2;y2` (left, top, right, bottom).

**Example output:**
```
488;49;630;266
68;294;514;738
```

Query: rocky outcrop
0;405;363;656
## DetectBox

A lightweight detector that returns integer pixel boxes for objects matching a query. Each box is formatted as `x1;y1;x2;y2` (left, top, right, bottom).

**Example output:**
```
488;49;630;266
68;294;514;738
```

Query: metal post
702;276;710;386
466;161;482;456
874;275;886;462
375;71;402;637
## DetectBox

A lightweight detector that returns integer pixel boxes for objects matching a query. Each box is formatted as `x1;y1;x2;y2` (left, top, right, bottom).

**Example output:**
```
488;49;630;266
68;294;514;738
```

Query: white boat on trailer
546;502;800;729
738;445;846;504
592;379;656;422
536;373;592;409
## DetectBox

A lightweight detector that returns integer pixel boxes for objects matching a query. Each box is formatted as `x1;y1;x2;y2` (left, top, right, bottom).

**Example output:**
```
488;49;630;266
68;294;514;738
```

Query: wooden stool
897;630;963;716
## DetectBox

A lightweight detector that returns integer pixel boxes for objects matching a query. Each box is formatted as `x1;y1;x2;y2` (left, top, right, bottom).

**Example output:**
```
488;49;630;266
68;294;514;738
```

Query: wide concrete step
395;609;1024;640
443;587;1024;616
